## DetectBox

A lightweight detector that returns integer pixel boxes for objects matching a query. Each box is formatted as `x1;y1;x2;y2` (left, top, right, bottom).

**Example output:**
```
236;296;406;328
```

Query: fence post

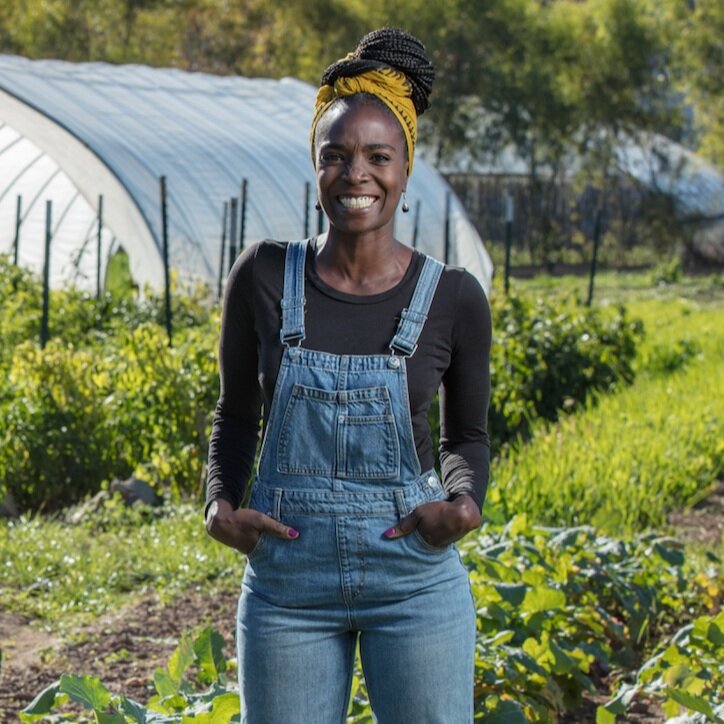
228;197;239;272
505;191;514;295
13;195;22;266
411;199;421;250
304;182;311;238
41;200;52;348
160;176;172;347
217;201;229;301
587;206;603;307
96;194;104;299
444;191;451;264
240;178;248;254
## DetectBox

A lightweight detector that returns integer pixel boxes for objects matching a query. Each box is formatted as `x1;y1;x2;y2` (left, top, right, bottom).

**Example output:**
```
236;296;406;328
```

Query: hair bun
321;27;435;115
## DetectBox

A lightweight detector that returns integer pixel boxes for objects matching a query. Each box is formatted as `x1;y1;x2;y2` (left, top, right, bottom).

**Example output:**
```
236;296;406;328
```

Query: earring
315;200;321;211
401;193;410;213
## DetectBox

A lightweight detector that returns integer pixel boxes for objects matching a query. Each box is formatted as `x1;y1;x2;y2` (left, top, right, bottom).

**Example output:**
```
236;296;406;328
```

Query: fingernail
384;527;396;538
288;528;299;539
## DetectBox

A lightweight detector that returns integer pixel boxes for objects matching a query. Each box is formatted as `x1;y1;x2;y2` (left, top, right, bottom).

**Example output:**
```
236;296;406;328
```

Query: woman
205;28;492;724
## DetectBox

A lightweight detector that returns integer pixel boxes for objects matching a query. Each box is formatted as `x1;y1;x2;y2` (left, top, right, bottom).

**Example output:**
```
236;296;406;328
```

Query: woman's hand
205;499;299;554
384;494;482;548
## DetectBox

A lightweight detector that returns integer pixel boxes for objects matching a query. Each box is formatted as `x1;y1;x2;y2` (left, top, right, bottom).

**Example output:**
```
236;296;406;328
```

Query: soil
667;481;724;548
0;586;239;722
1;484;720;723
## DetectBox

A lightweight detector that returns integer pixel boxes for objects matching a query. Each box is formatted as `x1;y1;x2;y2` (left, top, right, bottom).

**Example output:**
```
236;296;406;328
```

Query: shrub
486;290;642;450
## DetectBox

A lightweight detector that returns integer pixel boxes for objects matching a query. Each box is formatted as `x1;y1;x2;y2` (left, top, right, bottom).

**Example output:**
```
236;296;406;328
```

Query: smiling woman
204;27;492;724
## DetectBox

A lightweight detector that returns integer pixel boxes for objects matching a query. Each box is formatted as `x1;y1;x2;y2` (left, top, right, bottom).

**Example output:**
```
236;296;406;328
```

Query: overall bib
237;240;476;724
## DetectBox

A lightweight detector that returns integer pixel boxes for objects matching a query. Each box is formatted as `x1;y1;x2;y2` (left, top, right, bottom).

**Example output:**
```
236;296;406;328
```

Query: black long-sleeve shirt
206;239;492;512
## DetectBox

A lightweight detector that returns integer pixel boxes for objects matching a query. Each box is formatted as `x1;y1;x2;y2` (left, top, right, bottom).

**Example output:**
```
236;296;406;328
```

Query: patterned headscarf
310;63;418;174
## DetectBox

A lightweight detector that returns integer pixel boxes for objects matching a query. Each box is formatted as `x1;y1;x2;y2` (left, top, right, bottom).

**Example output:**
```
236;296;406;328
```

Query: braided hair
320;28;435;115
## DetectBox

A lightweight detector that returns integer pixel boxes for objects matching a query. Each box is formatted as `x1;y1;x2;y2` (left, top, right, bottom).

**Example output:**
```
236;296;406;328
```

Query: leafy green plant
18;517;721;722
487;313;723;531
487;290;642;451
462;516;720;722
20;626;236;722
598;612;724;723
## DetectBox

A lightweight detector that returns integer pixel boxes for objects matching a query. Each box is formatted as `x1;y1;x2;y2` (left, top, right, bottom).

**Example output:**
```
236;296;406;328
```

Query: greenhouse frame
0;55;494;294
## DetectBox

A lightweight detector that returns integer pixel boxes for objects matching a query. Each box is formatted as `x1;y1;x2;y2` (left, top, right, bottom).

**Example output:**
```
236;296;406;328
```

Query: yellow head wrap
310;66;418;174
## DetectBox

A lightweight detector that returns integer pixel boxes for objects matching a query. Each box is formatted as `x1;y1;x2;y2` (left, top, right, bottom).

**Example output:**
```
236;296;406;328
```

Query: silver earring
401;193;409;213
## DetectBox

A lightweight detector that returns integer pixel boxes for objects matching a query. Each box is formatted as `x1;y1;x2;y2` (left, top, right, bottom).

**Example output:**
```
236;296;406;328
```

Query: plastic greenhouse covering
0;55;494;294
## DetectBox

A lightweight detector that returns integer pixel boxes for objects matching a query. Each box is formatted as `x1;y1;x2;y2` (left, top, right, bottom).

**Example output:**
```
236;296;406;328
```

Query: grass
486;271;724;536
0;501;238;628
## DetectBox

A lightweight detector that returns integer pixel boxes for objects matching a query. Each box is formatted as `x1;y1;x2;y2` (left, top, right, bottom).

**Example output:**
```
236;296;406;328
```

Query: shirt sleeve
438;272;492;511
205;243;263;513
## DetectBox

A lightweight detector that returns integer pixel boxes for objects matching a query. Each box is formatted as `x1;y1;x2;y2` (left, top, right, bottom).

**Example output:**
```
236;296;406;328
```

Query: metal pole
411;200;421;250
217;201;229;301
41;200;52;348
505;192;514;295
96;194;104;299
13;195;22;266
160;176;172;346
587;206;603;307
304;182;311;238
228;197;239;272
443;192;451;264
239;178;248;254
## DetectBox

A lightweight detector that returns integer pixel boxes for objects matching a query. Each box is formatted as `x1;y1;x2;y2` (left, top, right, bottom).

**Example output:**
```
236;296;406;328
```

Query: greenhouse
0;55;493;294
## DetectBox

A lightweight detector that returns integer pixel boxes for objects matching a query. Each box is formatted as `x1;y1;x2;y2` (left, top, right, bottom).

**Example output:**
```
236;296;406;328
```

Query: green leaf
493;582;527;607
485;698;528;723
521;585;566;614
596;706;617;724
193;627;226;685
662;663;695;688
205;692;241;723
19;682;62;719
667;689;717;720
96;713;126;724
652;541;685;567
59;674;112;710
118;697;147;723
707;616;724;646
154;669;179;699
600;683;638;715
168;635;196;685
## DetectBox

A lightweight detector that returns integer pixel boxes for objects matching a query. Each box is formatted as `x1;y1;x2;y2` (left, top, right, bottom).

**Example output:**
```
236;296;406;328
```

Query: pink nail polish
288;528;299;539
384;528;396;538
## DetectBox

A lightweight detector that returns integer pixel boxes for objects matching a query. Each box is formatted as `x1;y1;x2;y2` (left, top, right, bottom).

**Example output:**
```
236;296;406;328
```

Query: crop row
0;254;640;511
20;518;722;722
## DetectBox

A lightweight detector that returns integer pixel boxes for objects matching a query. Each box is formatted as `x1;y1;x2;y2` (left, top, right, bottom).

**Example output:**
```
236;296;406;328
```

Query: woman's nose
344;155;368;182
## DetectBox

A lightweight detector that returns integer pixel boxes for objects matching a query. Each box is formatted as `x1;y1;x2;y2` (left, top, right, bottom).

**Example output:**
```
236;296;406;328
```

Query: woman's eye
370;154;391;163
321;152;343;163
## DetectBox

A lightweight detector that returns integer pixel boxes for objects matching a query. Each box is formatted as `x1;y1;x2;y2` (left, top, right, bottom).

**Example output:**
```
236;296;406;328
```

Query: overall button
388;356;401;369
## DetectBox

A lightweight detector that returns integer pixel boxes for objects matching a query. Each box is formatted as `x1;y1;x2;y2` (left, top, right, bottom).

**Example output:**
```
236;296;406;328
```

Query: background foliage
0;0;721;267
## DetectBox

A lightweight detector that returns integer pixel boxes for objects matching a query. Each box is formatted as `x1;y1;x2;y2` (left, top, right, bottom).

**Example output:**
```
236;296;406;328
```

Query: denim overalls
237;240;476;724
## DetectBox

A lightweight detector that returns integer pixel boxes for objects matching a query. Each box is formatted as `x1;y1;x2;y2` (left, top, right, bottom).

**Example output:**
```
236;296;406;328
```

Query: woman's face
315;99;408;239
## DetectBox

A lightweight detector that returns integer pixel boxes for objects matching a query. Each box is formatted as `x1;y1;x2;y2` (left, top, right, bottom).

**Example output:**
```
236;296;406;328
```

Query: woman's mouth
338;195;377;209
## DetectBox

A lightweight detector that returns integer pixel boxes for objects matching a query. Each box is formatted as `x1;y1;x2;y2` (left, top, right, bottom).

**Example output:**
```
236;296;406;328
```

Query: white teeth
339;196;375;209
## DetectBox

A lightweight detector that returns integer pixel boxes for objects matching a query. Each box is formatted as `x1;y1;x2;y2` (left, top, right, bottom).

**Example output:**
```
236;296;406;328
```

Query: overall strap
389;255;445;357
280;239;308;345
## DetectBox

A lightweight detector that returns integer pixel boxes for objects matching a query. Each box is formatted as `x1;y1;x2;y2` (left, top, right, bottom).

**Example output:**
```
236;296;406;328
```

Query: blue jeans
238;475;476;723
236;241;476;723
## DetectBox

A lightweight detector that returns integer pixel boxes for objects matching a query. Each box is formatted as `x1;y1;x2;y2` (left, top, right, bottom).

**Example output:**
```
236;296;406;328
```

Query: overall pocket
277;384;400;479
